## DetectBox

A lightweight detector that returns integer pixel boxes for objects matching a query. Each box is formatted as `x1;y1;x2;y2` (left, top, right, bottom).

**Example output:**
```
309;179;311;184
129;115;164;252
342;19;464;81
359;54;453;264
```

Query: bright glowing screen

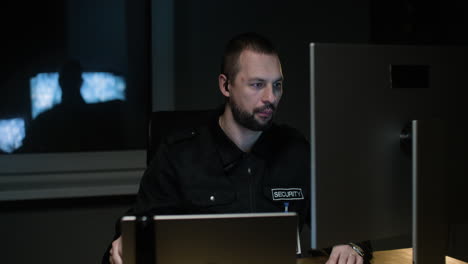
30;73;61;119
81;72;126;103
30;72;126;119
0;118;25;153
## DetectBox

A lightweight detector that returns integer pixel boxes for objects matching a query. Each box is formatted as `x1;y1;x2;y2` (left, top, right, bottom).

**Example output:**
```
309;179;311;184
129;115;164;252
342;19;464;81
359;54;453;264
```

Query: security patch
271;188;304;201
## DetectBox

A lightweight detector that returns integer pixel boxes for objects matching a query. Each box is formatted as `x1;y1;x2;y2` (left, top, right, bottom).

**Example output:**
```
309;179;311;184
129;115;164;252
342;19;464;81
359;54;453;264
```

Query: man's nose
262;85;276;103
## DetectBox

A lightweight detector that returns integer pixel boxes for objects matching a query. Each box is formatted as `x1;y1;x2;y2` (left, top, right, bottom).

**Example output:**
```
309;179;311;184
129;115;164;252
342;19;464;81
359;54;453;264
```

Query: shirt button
247;168;252;174
210;196;215;202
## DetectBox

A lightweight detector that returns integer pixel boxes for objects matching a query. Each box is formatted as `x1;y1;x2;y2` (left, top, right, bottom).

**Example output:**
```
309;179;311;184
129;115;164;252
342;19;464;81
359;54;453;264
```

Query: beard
229;97;276;131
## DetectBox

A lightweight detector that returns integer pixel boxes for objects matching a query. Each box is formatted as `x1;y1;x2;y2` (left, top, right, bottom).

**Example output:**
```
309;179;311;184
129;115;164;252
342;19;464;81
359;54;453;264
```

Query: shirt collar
209;112;275;170
210;114;244;171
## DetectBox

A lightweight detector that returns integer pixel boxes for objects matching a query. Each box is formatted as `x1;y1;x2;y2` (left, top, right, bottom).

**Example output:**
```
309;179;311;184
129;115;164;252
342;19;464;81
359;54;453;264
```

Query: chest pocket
263;187;307;212
187;189;236;208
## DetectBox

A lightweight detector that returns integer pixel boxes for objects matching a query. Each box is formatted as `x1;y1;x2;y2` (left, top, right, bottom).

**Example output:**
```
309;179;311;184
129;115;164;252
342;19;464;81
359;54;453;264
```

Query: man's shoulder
165;128;199;145
163;124;212;148
151;108;220;150
159;124;217;165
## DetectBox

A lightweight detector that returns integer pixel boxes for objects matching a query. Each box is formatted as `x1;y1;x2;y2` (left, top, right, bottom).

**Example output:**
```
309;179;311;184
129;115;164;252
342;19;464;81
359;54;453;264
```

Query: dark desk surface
298;248;468;264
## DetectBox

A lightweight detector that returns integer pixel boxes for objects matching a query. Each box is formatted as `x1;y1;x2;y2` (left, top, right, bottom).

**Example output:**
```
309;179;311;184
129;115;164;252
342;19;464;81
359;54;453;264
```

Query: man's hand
325;244;364;264
109;236;123;264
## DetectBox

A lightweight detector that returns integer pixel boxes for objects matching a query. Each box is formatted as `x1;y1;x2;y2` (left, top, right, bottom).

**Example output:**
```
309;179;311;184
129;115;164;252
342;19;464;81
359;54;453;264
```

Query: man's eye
251;83;264;88
274;82;283;90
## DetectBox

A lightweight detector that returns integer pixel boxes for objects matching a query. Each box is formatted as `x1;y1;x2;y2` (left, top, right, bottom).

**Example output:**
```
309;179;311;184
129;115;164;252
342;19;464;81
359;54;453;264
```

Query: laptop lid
121;212;298;264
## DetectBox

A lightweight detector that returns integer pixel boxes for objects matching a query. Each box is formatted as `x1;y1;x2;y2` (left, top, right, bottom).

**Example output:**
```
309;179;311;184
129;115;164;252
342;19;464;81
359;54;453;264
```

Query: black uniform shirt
130;114;311;228
104;113;373;263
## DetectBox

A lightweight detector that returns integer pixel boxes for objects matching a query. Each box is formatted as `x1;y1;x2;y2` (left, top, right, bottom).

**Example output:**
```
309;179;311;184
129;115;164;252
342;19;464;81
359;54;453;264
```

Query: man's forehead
238;49;280;63
237;50;282;79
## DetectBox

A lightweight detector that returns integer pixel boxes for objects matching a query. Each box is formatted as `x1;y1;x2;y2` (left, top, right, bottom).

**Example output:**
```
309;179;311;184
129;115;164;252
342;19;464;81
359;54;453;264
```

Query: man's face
228;50;283;131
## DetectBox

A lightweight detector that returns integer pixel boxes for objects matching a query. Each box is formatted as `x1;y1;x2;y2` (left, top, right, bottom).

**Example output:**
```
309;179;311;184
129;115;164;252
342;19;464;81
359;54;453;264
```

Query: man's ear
218;74;230;97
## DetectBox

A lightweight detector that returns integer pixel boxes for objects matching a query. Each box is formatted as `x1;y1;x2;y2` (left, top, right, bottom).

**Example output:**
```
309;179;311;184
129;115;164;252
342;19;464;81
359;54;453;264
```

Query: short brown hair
221;32;278;82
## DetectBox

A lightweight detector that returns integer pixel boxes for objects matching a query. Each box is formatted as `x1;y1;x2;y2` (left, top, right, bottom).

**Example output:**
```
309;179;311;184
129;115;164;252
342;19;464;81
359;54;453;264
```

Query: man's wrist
348;242;365;257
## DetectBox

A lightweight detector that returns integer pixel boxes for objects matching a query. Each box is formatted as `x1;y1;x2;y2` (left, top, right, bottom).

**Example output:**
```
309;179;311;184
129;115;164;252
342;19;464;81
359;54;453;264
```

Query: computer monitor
309;43;467;263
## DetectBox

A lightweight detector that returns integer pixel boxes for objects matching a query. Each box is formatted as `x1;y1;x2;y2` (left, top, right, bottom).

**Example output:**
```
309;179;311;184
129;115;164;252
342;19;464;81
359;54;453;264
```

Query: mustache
254;103;276;113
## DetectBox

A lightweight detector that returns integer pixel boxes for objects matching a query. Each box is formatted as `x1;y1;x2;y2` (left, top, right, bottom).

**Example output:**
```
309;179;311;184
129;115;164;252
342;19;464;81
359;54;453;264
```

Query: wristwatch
348;242;365;257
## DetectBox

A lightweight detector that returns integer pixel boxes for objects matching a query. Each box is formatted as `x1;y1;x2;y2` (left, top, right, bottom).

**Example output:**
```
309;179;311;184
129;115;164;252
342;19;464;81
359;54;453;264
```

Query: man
106;32;372;264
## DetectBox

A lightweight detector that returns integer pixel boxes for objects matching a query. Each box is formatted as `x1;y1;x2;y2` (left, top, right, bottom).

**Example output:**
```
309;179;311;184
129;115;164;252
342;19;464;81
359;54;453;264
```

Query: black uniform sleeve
101;139;184;264
130;140;184;216
357;240;373;263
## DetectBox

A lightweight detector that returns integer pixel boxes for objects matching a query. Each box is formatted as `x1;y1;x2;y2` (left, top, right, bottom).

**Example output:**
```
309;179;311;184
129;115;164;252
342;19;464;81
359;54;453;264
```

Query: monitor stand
412;120;448;264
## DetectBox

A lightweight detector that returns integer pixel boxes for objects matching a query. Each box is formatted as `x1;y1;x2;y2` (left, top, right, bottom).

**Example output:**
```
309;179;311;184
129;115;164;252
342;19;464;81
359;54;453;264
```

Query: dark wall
370;0;468;45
